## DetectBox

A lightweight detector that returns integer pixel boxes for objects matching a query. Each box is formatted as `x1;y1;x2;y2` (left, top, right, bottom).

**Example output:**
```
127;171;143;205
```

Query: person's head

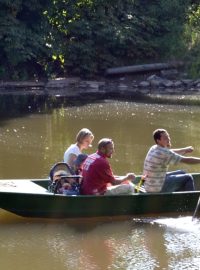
74;154;88;173
153;129;171;148
76;128;94;149
97;138;114;158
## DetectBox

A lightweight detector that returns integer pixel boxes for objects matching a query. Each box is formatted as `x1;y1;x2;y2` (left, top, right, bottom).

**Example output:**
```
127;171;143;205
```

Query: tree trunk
106;61;184;75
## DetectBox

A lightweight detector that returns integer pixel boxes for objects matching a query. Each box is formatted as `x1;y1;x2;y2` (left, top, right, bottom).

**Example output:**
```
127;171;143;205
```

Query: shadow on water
0;208;134;232
0;93;121;117
3;205;200;234
1;93;200;120
0;94;107;127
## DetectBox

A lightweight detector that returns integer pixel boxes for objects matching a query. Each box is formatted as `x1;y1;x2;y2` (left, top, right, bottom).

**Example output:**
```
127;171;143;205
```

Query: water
1;211;200;270
154;216;200;232
1;100;200;269
0;101;200;178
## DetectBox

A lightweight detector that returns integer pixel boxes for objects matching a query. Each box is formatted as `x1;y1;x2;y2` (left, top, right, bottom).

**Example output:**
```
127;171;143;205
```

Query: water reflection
1;210;200;270
133;216;200;269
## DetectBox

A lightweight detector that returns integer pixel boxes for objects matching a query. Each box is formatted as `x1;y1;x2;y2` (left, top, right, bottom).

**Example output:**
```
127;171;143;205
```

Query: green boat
0;174;200;219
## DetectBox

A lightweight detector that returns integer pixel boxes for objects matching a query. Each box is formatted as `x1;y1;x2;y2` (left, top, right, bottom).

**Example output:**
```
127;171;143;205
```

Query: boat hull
0;191;200;218
0;175;200;218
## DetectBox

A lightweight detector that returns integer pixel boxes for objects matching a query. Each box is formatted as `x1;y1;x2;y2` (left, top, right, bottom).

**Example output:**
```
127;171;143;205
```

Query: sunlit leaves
184;4;200;78
0;0;200;79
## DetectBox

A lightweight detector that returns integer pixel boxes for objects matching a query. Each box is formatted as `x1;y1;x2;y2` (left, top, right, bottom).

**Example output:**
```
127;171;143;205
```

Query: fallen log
106;61;184;75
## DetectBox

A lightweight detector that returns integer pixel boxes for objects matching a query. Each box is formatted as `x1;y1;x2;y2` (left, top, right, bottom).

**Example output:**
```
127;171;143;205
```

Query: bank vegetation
1;0;200;80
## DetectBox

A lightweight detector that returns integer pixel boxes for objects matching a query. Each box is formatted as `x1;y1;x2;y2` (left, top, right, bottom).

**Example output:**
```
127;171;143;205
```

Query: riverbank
1;74;200;95
1;73;200;106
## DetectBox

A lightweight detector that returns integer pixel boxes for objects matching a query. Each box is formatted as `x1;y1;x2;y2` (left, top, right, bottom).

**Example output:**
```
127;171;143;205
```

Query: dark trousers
161;170;195;192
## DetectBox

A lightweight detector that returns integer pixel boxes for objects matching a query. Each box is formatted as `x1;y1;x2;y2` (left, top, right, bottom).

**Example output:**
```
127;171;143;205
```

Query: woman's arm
67;153;77;168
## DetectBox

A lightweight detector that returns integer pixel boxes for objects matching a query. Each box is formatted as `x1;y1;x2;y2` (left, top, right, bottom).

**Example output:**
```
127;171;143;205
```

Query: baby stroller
48;162;81;195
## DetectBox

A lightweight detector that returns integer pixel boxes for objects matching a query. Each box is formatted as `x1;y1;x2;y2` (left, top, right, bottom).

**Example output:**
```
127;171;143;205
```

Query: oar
192;195;200;221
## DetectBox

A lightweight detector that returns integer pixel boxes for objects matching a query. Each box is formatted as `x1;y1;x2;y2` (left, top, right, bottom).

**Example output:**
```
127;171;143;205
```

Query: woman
63;128;94;169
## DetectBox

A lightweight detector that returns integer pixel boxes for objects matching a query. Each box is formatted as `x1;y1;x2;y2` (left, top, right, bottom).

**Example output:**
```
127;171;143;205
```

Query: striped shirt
143;145;182;192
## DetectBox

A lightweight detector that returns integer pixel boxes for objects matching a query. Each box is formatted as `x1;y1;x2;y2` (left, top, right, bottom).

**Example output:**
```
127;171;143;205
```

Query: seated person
72;153;88;175
80;138;136;195
143;128;200;193
63;128;94;168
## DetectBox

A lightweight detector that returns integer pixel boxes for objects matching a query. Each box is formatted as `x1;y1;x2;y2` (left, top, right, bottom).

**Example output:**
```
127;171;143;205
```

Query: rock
118;83;128;91
189;87;198;92
160;69;179;79
147;74;163;81
87;82;99;90
132;80;138;88
140;88;150;94
2;75;200;98
150;79;162;87
174;81;183;87
193;79;200;86
46;77;80;88
147;74;164;88
161;80;174;87
138;81;150;87
165;88;175;93
181;79;193;86
78;82;88;88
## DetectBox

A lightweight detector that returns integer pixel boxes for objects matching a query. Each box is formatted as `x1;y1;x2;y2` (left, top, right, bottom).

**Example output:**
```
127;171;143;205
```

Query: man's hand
173;146;194;155
184;146;194;154
125;173;136;181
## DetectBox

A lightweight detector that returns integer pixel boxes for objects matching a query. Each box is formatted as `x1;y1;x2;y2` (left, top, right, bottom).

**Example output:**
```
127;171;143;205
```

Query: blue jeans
161;170;195;192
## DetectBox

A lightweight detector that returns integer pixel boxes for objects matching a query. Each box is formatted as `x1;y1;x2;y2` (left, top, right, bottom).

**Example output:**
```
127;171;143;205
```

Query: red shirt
81;151;115;195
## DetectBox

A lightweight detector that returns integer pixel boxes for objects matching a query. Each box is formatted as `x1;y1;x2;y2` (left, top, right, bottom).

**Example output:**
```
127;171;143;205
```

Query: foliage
0;0;51;80
45;0;192;77
184;4;200;78
0;0;199;79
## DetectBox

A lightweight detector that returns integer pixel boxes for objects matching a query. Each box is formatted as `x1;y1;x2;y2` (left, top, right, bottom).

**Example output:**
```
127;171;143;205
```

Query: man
143;128;200;193
81;138;136;195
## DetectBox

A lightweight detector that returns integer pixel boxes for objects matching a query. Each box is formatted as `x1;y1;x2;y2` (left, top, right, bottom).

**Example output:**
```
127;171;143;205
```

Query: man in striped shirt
143;129;200;193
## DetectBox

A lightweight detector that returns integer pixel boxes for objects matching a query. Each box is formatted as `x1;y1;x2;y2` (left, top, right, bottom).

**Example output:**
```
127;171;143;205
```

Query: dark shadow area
0;92;200;122
0;92;146;119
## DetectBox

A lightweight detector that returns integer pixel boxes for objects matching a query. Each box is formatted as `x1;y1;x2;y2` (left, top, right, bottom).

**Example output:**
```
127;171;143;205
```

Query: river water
1;100;200;269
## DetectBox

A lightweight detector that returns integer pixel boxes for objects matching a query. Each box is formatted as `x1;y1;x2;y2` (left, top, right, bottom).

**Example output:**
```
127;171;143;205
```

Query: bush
0;0;198;79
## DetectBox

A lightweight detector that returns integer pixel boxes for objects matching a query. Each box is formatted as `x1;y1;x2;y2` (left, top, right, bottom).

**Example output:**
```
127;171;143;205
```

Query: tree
47;0;191;77
0;0;51;80
0;0;197;79
184;3;200;77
